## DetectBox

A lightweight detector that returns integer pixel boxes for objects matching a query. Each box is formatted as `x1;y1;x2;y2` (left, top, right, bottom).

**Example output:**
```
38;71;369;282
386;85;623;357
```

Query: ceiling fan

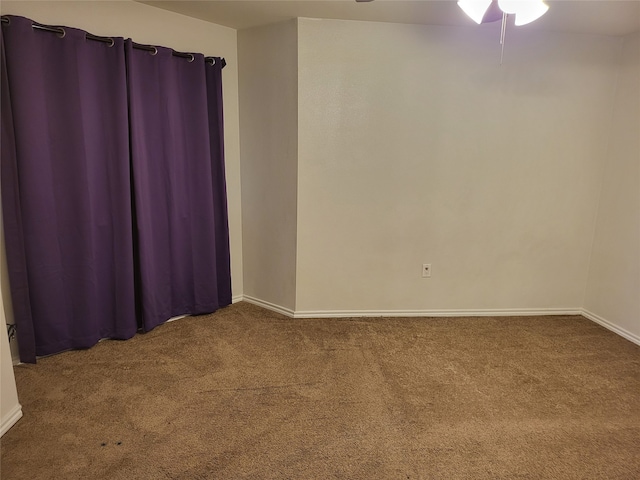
457;1;550;63
458;0;549;26
355;0;549;26
355;0;550;63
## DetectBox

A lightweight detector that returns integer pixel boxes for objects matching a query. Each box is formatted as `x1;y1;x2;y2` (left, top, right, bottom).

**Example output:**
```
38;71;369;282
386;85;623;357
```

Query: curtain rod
0;16;226;68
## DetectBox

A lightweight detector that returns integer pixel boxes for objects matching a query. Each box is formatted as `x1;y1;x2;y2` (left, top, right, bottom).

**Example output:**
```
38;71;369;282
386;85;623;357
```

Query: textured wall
296;18;620;313
238;20;298;310
1;291;21;435
584;32;640;339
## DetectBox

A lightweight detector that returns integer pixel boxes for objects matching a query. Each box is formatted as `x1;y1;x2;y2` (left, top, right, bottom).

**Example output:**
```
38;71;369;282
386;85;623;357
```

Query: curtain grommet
107;38;115;48
206;57;215;66
150;46;158;56
187;54;195;63
57;27;66;39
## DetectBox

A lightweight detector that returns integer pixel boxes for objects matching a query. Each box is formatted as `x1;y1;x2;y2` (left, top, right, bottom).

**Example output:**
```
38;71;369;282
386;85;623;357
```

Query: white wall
296;18;621;314
584;32;640;342
0;0;244;312
238;20;298;312
1;146;20;427
0;188;18;362
0;291;21;436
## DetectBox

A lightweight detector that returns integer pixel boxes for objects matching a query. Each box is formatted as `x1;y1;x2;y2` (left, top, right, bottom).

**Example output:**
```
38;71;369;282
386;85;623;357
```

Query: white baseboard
241;295;295;317
292;307;582;318
235;296;580;319
581;309;640;346
1;403;22;437
232;295;243;304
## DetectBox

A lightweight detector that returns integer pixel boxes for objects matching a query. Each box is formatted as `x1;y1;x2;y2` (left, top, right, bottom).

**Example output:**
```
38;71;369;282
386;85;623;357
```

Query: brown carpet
1;302;639;479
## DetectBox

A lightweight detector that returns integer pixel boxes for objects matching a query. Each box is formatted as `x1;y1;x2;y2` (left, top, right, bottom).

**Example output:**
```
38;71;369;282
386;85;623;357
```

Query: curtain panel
0;16;231;363
126;41;232;332
1;17;136;363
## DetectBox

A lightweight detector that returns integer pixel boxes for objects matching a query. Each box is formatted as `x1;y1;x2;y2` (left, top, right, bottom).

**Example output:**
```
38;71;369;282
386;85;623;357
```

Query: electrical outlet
422;263;431;278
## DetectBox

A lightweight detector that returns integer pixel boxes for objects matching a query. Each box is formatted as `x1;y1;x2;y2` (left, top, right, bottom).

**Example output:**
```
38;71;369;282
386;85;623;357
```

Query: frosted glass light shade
457;0;493;24
498;0;549;25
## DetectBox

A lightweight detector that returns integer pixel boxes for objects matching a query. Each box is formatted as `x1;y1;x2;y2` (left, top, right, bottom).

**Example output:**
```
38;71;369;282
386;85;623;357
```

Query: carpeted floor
1;302;639;479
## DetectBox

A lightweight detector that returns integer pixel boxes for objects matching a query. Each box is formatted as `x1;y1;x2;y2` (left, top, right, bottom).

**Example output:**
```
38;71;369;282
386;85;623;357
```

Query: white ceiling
140;0;640;36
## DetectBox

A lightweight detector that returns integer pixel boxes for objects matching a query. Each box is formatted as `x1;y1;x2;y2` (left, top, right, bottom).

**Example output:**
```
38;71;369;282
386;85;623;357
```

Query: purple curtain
125;41;231;332
1;16;137;363
206;57;233;309
1;16;231;363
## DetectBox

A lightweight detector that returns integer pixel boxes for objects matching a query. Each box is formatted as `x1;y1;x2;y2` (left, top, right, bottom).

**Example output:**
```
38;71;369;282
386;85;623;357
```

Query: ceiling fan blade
482;1;504;23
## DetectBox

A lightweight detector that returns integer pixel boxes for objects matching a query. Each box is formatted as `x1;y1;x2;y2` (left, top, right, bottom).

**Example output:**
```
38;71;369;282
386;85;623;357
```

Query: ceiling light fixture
458;0;549;26
496;0;549;26
457;0;549;63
